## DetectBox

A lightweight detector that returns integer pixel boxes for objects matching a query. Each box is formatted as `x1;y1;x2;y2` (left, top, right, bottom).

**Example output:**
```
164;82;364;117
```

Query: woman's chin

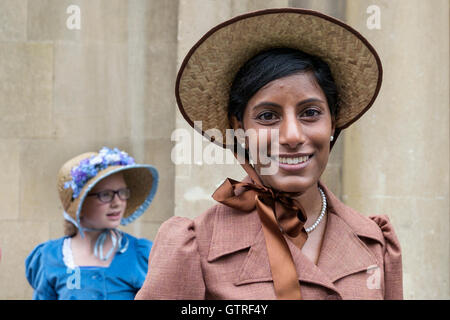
261;175;316;194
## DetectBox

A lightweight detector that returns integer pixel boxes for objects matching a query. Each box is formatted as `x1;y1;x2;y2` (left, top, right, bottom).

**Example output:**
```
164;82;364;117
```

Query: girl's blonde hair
64;220;78;237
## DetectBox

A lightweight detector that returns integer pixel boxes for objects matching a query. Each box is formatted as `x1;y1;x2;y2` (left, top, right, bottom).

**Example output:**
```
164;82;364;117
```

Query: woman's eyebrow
252;101;281;109
252;97;325;109
297;98;325;106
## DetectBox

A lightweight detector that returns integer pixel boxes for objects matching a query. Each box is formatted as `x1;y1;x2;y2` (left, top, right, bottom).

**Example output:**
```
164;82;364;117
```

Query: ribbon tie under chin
212;172;308;300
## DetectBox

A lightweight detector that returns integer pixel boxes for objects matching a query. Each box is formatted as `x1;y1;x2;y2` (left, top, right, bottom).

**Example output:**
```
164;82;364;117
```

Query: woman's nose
279;116;305;149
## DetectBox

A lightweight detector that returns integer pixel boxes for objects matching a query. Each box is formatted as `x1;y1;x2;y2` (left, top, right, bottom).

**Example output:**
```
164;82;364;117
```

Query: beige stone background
0;0;448;299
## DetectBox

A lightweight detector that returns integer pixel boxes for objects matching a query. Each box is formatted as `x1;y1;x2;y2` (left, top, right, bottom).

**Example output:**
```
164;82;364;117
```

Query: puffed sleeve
369;215;403;300
135;216;205;300
133;238;153;289
25;243;57;300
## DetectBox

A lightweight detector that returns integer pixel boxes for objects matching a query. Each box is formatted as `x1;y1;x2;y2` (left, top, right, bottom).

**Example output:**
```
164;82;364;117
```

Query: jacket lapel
206;204;261;262
317;182;384;282
234;223;340;295
317;212;379;282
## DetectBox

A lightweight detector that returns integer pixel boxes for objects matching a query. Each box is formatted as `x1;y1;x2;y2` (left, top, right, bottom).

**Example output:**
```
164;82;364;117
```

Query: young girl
26;147;159;300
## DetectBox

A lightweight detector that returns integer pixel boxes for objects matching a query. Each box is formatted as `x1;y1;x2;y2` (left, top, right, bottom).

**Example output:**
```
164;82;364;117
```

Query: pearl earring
330;136;334;142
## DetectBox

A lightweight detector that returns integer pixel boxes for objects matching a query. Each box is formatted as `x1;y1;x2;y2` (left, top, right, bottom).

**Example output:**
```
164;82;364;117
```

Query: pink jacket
136;182;402;300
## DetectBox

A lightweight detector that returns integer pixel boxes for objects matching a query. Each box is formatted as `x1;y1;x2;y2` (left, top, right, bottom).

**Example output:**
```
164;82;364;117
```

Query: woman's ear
331;116;336;138
330;117;337;144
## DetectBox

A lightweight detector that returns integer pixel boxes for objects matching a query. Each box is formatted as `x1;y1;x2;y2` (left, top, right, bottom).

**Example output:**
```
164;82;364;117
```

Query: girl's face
234;72;335;194
80;172;128;230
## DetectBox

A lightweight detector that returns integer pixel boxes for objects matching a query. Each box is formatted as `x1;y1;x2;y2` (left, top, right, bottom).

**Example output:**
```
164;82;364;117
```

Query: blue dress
25;232;152;300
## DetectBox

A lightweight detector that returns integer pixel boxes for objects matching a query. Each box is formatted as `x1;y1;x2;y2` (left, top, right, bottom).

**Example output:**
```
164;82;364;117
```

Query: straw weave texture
177;10;381;146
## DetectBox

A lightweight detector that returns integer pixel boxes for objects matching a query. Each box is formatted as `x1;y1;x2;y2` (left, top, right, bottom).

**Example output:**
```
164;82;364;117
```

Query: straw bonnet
176;8;382;147
57;147;159;232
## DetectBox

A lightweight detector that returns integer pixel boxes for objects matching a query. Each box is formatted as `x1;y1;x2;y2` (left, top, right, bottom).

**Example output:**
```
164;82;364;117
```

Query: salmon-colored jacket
136;182;402;300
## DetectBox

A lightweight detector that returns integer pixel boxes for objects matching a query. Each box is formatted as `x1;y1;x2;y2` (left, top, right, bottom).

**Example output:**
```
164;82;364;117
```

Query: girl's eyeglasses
87;188;131;203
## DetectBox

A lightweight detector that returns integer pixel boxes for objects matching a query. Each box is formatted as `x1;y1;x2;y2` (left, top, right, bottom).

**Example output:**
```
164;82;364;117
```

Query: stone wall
343;0;449;300
0;0;448;299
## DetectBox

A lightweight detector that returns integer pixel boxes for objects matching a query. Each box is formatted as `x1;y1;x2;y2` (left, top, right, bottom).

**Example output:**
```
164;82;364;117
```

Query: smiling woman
228;49;341;272
136;8;403;300
231;54;335;193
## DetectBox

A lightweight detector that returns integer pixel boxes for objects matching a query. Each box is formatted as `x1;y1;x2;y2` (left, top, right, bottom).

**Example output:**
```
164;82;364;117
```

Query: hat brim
66;164;159;228
176;8;382;148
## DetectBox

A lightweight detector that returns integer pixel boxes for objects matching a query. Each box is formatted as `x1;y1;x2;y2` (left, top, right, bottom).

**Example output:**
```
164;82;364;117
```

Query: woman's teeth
278;155;310;165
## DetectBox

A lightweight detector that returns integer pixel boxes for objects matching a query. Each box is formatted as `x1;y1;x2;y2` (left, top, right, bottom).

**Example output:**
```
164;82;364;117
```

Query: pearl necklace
304;187;327;233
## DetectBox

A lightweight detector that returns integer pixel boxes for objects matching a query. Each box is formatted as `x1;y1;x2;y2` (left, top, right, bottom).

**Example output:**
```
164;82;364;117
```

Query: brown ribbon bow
212;161;308;299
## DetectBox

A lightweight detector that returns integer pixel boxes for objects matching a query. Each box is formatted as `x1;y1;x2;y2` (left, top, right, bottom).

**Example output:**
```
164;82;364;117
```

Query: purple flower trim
64;147;135;199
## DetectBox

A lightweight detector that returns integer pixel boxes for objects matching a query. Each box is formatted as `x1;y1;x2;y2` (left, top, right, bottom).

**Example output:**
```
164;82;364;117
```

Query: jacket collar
207;179;384;292
319;181;384;245
207;175;262;262
207;203;261;262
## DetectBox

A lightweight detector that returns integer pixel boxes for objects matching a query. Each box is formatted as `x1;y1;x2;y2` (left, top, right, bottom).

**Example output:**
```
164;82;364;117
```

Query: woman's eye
257;112;277;121
302;109;321;118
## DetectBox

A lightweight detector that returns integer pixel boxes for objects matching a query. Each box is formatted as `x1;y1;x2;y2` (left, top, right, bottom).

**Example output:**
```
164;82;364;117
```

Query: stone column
175;0;290;219
123;0;178;241
343;0;449;299
290;0;346;20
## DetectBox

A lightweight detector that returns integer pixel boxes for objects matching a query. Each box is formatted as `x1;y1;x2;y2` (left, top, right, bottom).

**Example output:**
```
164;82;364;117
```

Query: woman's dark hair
228;48;338;122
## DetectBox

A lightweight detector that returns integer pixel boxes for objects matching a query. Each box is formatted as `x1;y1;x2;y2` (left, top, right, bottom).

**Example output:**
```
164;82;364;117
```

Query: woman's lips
272;154;313;172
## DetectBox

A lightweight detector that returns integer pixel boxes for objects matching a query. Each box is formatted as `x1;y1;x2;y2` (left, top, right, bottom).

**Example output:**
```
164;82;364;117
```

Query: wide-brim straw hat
57;149;159;230
176;8;382;147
